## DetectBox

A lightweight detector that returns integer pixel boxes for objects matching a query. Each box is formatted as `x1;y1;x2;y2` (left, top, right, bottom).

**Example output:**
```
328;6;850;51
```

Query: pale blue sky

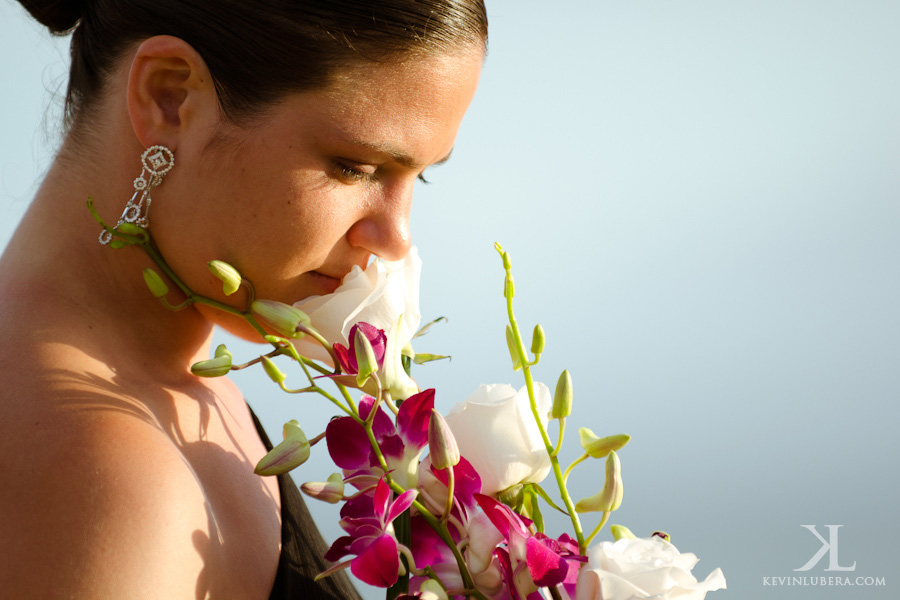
3;1;899;598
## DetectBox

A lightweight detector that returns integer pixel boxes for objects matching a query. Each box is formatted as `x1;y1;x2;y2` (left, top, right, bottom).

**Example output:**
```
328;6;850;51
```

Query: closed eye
335;162;377;184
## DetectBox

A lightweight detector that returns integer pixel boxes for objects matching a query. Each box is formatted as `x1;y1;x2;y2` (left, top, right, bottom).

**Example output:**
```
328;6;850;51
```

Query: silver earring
99;145;175;245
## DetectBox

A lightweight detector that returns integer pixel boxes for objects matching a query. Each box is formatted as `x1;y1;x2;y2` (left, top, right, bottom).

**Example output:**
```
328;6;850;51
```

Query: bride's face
151;48;481;330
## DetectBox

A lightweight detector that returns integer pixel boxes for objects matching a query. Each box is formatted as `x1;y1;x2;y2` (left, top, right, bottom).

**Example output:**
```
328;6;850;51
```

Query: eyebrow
349;140;453;170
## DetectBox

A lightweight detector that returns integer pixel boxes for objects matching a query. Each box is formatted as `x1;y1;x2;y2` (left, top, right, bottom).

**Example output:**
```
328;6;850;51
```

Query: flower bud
501;250;512;271
254;420;310;475
418;580;449;600
263;335;290;347
251;300;311;338
142;268;169;298
116;222;149;241
579;428;630;459
575;450;623;513
504;274;515;298
600;450;624;511
550;369;573;419
610;524;637;540
498;483;525;512
109;238;132;249
261;355;286;384
506;325;523;371
214;344;232;360
208;260;242;296
354;328;379;387
190;354;232;378
300;473;344;504
652;531;671;542
428;409;460;470
530;324;545;356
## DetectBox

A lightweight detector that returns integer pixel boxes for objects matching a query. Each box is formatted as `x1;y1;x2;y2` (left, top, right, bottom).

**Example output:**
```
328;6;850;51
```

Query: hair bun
18;0;85;34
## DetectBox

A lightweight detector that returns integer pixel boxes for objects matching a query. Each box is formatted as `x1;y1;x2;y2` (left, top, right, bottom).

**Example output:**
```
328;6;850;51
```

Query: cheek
148;138;366;303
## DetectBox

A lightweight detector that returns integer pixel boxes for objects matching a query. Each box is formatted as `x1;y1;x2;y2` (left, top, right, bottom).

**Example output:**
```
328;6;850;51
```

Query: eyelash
337;164;377;184
336;163;432;185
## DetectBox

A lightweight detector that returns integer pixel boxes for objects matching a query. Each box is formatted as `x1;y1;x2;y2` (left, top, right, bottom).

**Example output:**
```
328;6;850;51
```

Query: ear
126;36;218;151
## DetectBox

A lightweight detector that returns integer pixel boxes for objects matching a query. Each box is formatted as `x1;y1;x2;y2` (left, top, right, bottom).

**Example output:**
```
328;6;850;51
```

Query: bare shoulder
0;392;224;599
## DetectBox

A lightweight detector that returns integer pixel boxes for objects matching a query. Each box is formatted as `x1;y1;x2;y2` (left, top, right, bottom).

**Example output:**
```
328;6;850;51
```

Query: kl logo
794;525;856;572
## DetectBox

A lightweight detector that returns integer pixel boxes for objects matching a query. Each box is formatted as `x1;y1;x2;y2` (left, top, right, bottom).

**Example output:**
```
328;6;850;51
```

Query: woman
0;0;486;598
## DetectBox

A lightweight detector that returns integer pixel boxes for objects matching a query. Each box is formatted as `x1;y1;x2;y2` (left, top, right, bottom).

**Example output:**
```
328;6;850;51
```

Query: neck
1;132;216;383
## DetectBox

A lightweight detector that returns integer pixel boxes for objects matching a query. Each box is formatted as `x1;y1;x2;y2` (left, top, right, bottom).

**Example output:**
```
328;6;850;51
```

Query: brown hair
18;0;488;128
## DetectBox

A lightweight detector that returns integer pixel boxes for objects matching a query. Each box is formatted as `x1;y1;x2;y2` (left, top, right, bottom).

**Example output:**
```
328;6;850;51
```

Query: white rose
444;383;552;496
576;537;726;600
293;247;422;365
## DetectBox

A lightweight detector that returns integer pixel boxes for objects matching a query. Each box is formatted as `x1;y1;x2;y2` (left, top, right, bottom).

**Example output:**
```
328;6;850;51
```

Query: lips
308;270;343;294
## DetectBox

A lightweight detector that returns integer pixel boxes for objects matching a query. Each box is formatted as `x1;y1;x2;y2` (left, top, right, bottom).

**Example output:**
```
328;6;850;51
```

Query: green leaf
531;484;570;516
412;353;451;365
412;316;448;339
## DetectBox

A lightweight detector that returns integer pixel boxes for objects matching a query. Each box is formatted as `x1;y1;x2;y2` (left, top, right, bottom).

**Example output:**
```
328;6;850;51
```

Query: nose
346;183;412;262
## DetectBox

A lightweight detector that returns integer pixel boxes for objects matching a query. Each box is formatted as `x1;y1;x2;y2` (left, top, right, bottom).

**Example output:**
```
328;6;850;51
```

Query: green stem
321;388;360;421
231;349;280;371
276;381;317;394
584;511;611;548
563;453;589;485
499;250;585;550
442;467;455;522
409;497;488;600
553;418;566;457
160;297;194;311
141;238;271;340
378;460;485;599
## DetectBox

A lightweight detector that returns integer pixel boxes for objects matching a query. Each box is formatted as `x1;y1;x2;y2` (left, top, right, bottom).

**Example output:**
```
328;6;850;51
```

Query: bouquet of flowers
92;200;726;600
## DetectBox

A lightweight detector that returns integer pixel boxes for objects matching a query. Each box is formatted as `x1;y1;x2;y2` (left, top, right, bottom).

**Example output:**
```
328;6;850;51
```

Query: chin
196;305;272;345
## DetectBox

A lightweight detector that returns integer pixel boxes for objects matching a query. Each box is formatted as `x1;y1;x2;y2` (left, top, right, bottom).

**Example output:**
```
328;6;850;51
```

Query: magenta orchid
329;320;420;400
326;389;434;489
322;478;419;587
474;494;586;599
144;237;728;600
333;322;387;376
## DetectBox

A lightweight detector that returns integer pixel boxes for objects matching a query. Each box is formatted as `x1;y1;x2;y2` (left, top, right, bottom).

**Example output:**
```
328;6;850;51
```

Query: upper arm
0;408;214;599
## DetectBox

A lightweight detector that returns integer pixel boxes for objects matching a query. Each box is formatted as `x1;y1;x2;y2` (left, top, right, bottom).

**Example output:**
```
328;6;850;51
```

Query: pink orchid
326;389;434;489
328;320;420;400
475;494;586;599
412;462;510;599
332;322;387;376
322;478;418;587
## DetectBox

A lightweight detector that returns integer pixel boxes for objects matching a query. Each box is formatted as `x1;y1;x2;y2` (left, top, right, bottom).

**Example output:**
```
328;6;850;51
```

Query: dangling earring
99;145;175;245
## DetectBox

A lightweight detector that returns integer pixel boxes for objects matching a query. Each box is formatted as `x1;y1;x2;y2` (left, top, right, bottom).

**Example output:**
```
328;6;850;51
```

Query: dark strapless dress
249;407;361;600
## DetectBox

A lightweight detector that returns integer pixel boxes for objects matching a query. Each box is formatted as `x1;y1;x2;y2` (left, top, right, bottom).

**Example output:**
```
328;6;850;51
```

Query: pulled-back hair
18;0;488;128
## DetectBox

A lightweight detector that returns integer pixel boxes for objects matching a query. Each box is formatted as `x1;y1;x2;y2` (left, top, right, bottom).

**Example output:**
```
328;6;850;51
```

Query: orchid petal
333;342;354;372
349;322;387;364
373;478;391;521
431;456;482;511
474;493;531;542
357;396;396;441
410;515;455;567
466;511;506;575
378;433;408;464
326;416;370;469
351;533;400;587
526;536;570;587
397;389;435;449
324;536;356;562
386;489;418;524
